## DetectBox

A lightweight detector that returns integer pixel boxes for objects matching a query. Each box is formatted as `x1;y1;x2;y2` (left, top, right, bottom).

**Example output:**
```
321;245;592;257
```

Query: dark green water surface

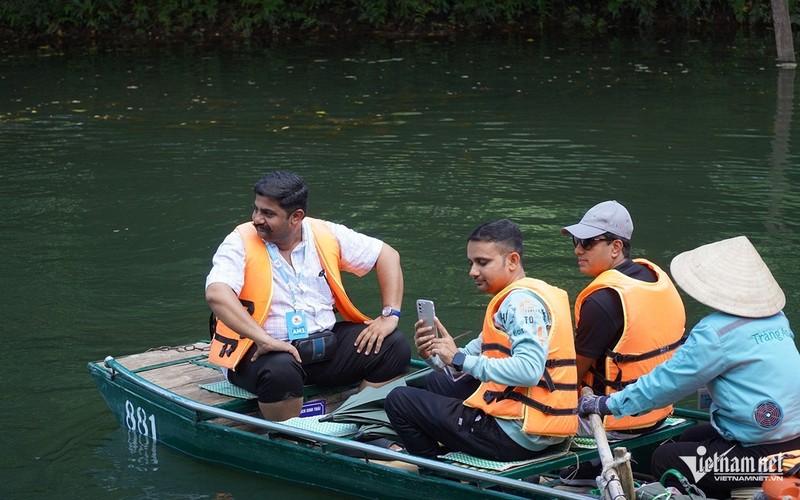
2;33;799;499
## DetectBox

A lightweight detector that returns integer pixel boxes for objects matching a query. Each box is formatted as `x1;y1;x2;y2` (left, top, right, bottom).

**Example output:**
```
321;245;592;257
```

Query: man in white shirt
206;171;410;421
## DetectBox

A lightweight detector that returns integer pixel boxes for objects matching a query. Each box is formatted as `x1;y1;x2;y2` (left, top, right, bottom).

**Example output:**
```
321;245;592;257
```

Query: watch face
381;306;400;317
453;352;465;370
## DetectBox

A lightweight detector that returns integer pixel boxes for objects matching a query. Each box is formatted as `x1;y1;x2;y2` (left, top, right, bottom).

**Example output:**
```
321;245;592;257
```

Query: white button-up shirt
206;219;383;341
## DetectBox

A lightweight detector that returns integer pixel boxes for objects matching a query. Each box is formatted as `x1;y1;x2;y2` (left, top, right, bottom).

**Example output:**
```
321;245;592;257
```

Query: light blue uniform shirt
459;289;565;451
608;311;800;445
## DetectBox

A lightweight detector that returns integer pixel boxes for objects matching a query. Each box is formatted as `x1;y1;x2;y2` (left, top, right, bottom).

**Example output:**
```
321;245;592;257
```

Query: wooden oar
580;387;633;499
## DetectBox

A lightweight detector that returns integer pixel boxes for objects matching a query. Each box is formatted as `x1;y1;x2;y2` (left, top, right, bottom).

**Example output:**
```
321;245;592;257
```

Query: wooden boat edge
87;344;704;499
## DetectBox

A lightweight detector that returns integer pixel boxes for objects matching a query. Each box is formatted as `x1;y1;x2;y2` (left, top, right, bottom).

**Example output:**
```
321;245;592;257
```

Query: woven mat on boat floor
200;380;257;399
440;439;572;472
281;415;359;437
570;417;686;450
198;382;357;437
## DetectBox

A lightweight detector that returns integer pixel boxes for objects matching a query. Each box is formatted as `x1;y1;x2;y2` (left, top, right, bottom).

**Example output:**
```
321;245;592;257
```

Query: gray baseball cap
561;200;633;239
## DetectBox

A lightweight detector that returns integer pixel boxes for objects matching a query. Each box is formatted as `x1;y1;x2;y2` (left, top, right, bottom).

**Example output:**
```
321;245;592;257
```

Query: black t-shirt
576;259;657;391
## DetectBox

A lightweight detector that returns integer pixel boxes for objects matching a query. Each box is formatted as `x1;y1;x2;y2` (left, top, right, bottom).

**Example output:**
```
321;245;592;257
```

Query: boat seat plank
127;360;235;407
114;342;211;371
141;363;218;389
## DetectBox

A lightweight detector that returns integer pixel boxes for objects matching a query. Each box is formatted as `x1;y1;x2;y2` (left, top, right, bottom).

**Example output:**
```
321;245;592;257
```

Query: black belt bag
292;330;337;364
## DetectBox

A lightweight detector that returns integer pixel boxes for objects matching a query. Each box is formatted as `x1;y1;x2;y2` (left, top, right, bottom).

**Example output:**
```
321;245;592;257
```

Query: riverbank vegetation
0;0;796;47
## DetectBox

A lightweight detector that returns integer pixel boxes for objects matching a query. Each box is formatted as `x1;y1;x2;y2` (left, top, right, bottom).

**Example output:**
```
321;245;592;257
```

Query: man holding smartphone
385;219;578;461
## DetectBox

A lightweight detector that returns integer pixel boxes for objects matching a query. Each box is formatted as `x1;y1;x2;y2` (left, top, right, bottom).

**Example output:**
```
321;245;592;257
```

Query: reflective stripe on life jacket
208;218;369;370
575;259;686;430
463;278;578;437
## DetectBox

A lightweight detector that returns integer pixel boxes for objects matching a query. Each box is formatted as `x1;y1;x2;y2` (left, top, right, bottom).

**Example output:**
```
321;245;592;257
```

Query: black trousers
651;423;800;499
228;321;410;403
384;370;540;461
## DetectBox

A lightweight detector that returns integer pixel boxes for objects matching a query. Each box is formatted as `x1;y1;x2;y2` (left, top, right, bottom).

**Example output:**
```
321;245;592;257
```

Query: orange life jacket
464;278;578;436
575;259;686;430
208;218;369;370
761;449;800;500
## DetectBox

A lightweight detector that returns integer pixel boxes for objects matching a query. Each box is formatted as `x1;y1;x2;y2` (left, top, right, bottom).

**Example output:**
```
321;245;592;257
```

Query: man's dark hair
468;219;524;258
254;171;309;213
604;232;631;258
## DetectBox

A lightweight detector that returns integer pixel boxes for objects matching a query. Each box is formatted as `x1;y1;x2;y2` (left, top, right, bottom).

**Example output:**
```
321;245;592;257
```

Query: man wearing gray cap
578;236;800;498
558;200;686;485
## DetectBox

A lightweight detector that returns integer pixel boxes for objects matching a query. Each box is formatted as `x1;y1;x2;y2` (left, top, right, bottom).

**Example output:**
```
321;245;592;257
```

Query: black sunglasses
572;236;613;250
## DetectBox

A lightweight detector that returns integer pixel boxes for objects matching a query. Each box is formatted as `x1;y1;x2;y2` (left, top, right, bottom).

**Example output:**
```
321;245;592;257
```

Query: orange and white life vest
208;218;369;370
464;278;578;437
575;259;686;430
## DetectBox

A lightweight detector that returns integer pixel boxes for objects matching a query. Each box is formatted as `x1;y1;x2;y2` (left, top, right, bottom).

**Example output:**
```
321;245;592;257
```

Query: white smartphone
416;299;439;338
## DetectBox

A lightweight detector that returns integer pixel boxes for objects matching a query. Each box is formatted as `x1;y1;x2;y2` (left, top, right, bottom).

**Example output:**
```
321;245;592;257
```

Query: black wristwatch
381;306;401;318
452;351;466;371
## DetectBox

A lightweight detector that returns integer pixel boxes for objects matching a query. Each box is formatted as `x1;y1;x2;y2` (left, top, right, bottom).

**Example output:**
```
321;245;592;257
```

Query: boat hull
89;361;570;499
88;345;702;500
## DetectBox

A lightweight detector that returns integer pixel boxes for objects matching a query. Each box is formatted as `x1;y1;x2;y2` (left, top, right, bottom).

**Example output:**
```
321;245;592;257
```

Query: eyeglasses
572;236;613;250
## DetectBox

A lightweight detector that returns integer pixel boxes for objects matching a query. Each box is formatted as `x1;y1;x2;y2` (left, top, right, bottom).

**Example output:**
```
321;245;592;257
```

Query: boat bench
198;375;357;415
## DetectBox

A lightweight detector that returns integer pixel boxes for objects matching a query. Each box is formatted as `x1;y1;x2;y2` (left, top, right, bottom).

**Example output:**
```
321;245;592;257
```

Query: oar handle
580;387;628;499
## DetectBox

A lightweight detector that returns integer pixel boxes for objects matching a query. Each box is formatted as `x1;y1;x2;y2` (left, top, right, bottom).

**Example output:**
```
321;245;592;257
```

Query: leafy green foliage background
0;0;797;43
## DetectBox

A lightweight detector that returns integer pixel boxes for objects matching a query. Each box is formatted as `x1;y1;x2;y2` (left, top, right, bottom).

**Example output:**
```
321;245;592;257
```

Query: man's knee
385;386;415;421
259;399;303;421
382;329;411;359
253;353;305;403
367;331;411;381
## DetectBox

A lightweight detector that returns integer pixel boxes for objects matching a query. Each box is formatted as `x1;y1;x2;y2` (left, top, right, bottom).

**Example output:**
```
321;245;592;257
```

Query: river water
2;32;799;499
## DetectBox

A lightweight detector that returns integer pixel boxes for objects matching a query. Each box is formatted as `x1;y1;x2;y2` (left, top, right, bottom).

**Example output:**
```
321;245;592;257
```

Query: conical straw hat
670;236;785;318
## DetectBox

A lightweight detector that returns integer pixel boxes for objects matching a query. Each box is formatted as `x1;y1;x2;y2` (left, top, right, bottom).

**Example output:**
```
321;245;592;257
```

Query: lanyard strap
265;241;307;310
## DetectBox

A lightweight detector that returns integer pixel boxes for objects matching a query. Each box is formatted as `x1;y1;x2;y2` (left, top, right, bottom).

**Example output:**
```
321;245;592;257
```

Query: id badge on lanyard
287;311;309;340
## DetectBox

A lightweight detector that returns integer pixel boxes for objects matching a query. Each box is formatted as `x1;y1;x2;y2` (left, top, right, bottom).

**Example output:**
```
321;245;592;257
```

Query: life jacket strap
592;333;689;390
605;333;687;364
545;358;576;368
589;366;631;391
537;378;579;392
483;385;517;404
212;332;239;358
209;298;255;337
482;387;577;416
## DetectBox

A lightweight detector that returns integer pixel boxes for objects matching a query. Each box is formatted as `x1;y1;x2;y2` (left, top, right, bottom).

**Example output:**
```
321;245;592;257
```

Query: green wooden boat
87;342;705;499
